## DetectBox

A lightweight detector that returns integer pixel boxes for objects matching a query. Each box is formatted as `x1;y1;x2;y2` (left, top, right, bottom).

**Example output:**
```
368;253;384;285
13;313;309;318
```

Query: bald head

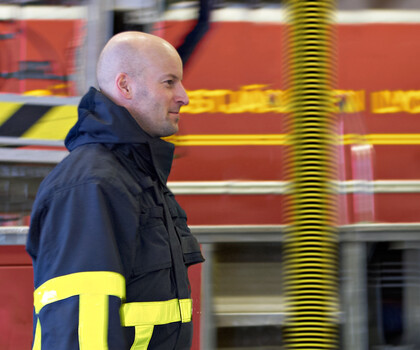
94;31;189;138
96;31;180;101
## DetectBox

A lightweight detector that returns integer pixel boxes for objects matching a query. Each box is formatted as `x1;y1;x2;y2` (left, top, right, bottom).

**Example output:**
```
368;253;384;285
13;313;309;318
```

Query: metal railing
3;223;420;245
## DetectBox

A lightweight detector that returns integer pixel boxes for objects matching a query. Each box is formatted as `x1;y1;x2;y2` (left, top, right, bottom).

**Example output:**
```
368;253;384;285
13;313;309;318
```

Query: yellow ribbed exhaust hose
283;1;339;349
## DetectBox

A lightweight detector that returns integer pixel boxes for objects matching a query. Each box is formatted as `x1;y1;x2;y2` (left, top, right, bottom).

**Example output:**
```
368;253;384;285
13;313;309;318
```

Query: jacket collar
65;87;174;185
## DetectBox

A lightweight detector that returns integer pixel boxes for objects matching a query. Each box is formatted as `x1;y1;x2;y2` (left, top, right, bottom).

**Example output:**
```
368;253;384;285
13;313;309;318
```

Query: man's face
128;50;189;138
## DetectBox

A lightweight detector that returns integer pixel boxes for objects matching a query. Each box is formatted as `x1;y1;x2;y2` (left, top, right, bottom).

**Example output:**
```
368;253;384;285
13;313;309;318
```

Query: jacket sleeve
28;179;139;350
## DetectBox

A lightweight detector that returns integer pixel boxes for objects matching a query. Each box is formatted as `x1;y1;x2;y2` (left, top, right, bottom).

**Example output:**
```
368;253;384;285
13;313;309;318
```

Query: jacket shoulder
36;144;141;203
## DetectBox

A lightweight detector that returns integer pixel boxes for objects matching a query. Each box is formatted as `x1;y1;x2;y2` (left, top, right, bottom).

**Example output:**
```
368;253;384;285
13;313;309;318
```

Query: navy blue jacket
26;87;204;349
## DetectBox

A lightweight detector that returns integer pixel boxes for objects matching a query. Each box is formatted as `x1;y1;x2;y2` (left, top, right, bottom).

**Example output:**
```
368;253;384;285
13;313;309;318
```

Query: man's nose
177;83;189;106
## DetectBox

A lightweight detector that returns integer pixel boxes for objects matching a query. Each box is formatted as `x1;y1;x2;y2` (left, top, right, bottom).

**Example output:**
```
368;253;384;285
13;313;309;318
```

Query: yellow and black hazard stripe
0;102;77;140
0;104;52;137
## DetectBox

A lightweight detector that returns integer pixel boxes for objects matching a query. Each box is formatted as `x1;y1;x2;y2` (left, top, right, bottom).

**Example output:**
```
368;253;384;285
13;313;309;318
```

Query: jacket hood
65;87;175;184
65;87;151;149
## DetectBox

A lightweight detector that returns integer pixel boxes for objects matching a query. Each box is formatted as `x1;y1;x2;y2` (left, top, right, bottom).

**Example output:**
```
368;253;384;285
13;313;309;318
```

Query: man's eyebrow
161;73;181;81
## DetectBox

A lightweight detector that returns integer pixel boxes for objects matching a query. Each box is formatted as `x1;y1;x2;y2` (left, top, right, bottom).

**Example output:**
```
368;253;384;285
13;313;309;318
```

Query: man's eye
164;80;174;86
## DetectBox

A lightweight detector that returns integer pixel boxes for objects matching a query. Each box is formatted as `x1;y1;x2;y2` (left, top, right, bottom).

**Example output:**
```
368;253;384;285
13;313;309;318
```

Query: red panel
0;21;21;93
375;193;420;223
163;21;285;90
0;266;33;350
0;246;32;266
373;145;420;180
177;113;285;136
0;19;84;95
337;24;420;92
21;20;81;95
177;194;284;225
170;145;284;181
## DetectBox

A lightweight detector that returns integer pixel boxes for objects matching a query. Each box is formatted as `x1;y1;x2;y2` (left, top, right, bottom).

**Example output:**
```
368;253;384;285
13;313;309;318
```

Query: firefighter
26;31;204;350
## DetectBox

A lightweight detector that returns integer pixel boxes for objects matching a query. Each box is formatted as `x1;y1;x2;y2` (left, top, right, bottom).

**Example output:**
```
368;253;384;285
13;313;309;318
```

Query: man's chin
160;125;179;138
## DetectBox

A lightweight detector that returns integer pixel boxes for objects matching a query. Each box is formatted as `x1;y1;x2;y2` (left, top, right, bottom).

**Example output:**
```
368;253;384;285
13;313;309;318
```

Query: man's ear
116;73;132;99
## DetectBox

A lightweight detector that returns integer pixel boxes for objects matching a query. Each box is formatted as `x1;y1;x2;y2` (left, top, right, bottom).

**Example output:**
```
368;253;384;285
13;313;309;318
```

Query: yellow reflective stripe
131;326;154;350
179;299;192;322
33;272;125;349
34;271;125;314
32;319;41;350
79;294;108;350
121;298;192;327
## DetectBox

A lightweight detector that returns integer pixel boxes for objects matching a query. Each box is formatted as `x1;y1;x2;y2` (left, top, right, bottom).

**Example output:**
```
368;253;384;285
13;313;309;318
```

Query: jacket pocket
166;196;205;267
176;227;205;266
133;206;172;275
